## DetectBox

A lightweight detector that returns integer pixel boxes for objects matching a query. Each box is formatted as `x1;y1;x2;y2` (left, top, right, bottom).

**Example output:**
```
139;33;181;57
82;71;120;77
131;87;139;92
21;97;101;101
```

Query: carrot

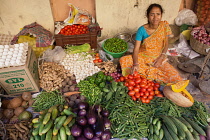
63;92;81;97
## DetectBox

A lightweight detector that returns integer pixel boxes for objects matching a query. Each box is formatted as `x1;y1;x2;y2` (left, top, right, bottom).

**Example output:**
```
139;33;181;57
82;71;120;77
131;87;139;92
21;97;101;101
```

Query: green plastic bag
65;43;91;54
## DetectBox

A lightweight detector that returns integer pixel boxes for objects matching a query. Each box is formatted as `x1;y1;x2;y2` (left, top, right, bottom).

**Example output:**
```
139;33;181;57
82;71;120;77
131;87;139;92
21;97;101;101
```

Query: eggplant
206;125;210;140
87;107;96;125
78;102;89;110
94;104;102;113
103;117;111;129
71;124;82;137
101;129;111;140
76;135;88;140
95;115;104;137
78;109;87;116
73;108;79;114
84;127;94;139
200;135;207;140
77;116;87;126
101;110;109;117
91;136;100;140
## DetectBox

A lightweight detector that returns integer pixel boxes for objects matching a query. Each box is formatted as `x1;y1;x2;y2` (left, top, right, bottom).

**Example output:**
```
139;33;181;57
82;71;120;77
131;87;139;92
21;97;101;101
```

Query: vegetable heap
59;24;89;35
191;25;210;45
104;38;128;53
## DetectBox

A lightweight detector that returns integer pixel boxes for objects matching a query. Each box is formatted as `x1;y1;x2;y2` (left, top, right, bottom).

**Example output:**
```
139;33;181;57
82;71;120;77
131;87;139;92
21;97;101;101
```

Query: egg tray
0;34;15;45
0;121;30;140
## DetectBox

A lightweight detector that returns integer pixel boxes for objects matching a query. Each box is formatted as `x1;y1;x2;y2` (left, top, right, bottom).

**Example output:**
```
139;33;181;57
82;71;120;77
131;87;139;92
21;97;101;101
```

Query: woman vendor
120;3;183;84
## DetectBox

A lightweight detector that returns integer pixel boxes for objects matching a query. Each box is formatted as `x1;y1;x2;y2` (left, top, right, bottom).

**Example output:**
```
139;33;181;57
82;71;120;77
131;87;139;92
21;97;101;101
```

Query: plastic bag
175;9;198;26
64;3;79;24
39;46;66;63
173;34;200;59
99;50;114;62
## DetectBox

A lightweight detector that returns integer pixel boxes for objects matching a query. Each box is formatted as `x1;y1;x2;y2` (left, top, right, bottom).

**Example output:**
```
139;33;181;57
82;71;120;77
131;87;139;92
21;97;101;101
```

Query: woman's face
148;7;162;25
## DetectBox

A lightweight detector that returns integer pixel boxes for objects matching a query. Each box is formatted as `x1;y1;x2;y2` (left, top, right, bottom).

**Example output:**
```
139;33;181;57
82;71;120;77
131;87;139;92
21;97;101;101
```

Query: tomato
98;59;103;62
154;90;161;95
147;86;153;92
120;77;125;82
128;86;134;91
140;88;146;92
140;92;144;96
154;83;160;88
151;82;155;86
116;79;121;82
95;53;100;57
144;85;149;89
156;94;164;97
132;96;137;101
135;78;141;84
154;87;159;91
141;98;146;103
95;56;100;60
140;83;146;88
135;93;140;98
128;90;135;96
135;84;140;88
93;59;98;63
124;82;129;87
145;91;150;96
149;91;155;96
148;95;154;100
145;99;150;104
142;95;147;99
129;81;135;86
128;75;134;79
133;88;140;93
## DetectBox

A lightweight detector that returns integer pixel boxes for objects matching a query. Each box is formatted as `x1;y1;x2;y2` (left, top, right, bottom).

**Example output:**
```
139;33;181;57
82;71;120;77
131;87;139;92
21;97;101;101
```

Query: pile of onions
107;72;122;81
191;25;210;45
195;0;210;25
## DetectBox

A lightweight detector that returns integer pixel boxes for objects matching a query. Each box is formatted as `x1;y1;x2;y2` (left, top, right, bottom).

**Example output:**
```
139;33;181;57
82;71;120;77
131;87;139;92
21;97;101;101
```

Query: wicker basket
190;35;210;55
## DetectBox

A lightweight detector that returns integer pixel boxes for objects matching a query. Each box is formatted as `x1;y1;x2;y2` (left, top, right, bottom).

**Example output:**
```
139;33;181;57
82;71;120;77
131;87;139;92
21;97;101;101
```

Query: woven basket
190;35;210;55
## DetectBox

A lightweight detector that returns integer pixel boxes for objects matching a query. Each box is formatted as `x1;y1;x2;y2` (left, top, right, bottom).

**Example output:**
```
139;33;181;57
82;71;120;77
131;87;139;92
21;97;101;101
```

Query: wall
96;0;182;40
0;0;54;35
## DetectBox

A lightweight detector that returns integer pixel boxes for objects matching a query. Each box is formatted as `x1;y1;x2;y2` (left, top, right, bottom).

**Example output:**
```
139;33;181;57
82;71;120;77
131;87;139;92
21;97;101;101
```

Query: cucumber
63;116;73;126
154;125;160;136
67;135;74;140
41;120;53;134
52;135;58;140
152;118;159;125
64;125;71;135
178;117;194;132
43;112;51;125
53;125;59;136
63;109;75;116
38;123;45;136
33;123;40;128
58;133;61;140
149;124;154;134
56;116;67;129
183;116;206;136
105;92;113;101
156;120;162;130
54;116;64;124
172;119;186;139
68;118;75;127
159;128;164;140
166;124;179;140
161;116;177;134
162;124;173;140
185;130;194;140
170;117;188;131
103;88;109;93
32;127;40;136
45;129;53;140
60;127;67;140
51;108;59;120
30;136;35;140
32;118;39;123
34;135;41;140
40;133;46;140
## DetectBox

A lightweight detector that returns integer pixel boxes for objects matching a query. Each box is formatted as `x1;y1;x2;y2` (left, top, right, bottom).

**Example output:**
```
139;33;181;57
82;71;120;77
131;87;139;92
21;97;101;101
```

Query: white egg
3;52;8;55
9;48;14;52
14;44;19;48
0;45;4;49
4;45;10;49
14;47;19;51
2;55;6;59
7;55;12;59
0;49;3;52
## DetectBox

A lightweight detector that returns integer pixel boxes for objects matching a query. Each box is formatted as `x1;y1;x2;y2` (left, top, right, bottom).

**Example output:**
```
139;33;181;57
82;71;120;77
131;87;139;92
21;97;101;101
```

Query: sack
99;50;114;62
175;9;198;26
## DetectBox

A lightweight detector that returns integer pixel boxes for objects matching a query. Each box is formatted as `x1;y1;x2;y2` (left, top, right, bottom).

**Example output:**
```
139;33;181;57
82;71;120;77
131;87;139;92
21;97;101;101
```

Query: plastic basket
190;35;210;55
102;40;128;58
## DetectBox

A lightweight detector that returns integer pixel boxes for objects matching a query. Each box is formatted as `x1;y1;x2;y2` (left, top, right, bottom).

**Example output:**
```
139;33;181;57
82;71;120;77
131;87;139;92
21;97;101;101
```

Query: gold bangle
133;63;139;66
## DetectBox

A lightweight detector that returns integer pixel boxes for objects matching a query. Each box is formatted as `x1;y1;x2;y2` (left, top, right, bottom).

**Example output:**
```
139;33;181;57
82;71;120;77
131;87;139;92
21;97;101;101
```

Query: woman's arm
132;40;141;73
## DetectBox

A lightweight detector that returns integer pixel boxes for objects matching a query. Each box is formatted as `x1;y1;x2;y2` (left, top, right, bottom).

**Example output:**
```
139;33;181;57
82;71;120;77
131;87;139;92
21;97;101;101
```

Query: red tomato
145;91;150;96
135;93;140;98
151;82;155;87
154;87;159;91
95;53;100;57
120;77;125;82
147;86;153;92
128;90;135;96
129;81;135;86
124;82;129;87
128;86;134;91
142;95;147;99
144;85;149;89
132;96;137;101
98;59;102;62
145;99;150;104
135;84;140;88
154;83;160;88
148;95;154;100
116;79;121;82
149;91;155;96
133;88;140;93
135;78;141;84
93;59;98;63
141;88;146;92
140;83;146;88
95;56;100;60
128;75;134;79
141;98;146;103
154;90;161;95
140;92;144;96
156;94;164;97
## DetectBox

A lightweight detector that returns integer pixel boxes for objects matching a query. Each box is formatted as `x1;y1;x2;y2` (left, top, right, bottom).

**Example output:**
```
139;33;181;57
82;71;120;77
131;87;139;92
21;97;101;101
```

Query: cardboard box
0;47;40;94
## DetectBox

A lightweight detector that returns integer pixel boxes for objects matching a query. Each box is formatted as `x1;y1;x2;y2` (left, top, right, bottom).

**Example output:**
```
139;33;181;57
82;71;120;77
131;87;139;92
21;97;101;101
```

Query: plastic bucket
102;40;128;58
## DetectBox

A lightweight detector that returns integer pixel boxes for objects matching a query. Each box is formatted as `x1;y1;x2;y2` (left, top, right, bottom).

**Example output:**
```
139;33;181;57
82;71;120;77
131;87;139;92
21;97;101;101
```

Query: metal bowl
114;33;131;42
131;33;136;43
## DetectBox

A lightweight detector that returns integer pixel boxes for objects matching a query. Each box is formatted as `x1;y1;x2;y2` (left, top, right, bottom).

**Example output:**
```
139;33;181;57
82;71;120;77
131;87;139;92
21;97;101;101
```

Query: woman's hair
146;3;164;17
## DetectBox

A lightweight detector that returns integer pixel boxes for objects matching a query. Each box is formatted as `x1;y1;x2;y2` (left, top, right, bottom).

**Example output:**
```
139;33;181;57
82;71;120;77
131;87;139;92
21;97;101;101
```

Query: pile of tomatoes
59;24;89;35
119;72;164;103
93;53;103;63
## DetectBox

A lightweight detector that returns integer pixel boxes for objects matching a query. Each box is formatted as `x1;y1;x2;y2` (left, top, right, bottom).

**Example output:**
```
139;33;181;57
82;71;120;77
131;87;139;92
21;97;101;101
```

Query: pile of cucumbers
30;104;75;140
148;115;206;140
